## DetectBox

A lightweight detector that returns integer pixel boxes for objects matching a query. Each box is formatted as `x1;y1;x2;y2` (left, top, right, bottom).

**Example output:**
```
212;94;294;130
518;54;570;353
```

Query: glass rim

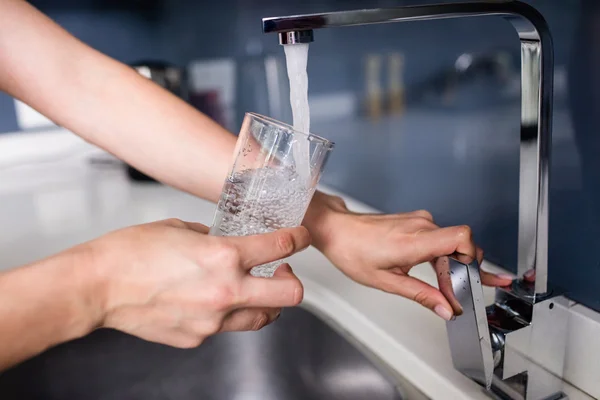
246;112;335;149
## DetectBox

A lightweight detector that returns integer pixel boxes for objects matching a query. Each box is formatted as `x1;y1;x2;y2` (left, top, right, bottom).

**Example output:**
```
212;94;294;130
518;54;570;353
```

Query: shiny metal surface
262;3;568;399
0;307;426;400
445;259;569;400
489;287;569;400
446;256;494;389
492;287;570;400
263;0;552;298
279;30;314;45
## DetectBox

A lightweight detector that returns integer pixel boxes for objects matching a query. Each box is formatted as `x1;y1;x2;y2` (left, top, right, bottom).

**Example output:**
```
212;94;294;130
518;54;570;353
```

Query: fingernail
454;304;464;317
524;269;535;278
497;273;514;281
434;305;453;321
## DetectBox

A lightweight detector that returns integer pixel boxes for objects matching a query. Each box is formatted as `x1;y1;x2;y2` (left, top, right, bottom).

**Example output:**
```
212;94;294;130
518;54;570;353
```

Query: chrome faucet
263;2;569;399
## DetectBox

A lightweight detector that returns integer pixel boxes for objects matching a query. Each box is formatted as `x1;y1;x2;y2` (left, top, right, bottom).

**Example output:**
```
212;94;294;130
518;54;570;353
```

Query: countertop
0;129;596;400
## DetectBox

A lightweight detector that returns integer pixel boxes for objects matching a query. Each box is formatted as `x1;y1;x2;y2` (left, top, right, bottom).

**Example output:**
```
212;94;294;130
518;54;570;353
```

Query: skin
0;220;309;371
0;0;512;371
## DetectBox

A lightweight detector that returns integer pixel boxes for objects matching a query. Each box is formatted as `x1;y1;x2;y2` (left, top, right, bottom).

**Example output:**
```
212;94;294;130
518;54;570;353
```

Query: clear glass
209;112;334;277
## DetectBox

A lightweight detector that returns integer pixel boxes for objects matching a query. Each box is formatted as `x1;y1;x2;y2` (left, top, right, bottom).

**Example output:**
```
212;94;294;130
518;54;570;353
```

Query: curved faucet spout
263;0;553;297
262;3;566;399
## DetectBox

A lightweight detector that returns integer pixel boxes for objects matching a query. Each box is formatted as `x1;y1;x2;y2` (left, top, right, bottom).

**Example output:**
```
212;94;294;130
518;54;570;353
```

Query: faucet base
488;374;568;400
447;258;570;400
487;290;570;400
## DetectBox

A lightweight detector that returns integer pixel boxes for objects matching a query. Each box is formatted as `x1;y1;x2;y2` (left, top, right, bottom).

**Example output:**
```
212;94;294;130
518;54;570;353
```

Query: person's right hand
80;219;310;348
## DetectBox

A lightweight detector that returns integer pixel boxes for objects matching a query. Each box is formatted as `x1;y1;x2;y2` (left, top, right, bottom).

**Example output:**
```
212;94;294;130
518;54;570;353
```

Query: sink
0;306;428;400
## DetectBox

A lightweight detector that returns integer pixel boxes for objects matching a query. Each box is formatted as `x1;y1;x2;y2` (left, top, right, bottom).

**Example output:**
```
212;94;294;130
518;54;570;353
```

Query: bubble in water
210;167;314;277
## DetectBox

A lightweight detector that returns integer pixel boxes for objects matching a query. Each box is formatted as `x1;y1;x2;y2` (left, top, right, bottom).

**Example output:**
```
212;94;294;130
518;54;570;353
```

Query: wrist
51;245;104;340
303;191;348;252
0;247;102;369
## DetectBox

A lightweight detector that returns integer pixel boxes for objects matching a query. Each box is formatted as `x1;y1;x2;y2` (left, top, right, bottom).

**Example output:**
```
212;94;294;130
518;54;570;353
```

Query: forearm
0;1;340;233
0;0;235;203
0;248;97;371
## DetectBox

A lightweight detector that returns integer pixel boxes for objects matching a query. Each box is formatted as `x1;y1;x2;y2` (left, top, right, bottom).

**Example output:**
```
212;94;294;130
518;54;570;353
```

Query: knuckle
411;228;426;238
174;335;204;349
456;225;473;239
250;312;270;331
415;209;434;221
187;336;204;348
209;285;238;310
419;220;436;230
215;243;240;267
297;226;312;247
412;290;429;306
332;195;345;204
276;231;296;255
204;319;223;335
329;196;348;210
164;218;186;228
410;217;434;231
186;318;222;336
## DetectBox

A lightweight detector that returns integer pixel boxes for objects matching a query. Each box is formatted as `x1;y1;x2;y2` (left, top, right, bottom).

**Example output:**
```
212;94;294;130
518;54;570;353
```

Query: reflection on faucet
518;140;538;280
408;50;518;107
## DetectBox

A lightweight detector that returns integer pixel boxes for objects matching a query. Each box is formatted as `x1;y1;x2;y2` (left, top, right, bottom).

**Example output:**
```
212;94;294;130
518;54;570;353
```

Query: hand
304;193;513;320
82;219;310;348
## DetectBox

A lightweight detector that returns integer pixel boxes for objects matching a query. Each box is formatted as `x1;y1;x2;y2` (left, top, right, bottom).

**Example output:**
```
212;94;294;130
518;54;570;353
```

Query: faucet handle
446;256;494;389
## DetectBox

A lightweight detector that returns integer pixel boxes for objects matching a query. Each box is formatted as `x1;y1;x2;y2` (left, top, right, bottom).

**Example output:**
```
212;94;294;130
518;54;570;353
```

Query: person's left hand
304;192;514;321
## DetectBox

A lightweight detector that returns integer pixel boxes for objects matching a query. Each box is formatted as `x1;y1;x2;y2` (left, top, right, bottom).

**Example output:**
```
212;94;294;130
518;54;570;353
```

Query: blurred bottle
388;52;406;116
365;53;383;121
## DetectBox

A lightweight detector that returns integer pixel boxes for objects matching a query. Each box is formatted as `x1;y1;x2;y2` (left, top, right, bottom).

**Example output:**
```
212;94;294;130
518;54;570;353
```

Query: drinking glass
209;112;334;277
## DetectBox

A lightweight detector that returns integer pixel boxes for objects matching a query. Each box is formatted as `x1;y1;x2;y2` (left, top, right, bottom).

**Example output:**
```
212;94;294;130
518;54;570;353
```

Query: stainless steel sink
0;306;428;399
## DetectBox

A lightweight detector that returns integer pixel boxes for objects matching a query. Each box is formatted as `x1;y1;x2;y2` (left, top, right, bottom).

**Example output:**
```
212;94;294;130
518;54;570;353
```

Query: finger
431;256;463;315
480;269;514;287
375;272;455;321
220;308;281;332
407;218;438;232
476;247;484;265
227;227;311;269
272;263;294;277
523;268;536;282
408;225;477;266
404;209;435;222
240;273;304;308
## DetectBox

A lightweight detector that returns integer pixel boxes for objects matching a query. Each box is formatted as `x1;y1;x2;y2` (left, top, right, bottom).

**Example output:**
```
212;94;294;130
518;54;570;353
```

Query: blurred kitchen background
0;0;598;311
